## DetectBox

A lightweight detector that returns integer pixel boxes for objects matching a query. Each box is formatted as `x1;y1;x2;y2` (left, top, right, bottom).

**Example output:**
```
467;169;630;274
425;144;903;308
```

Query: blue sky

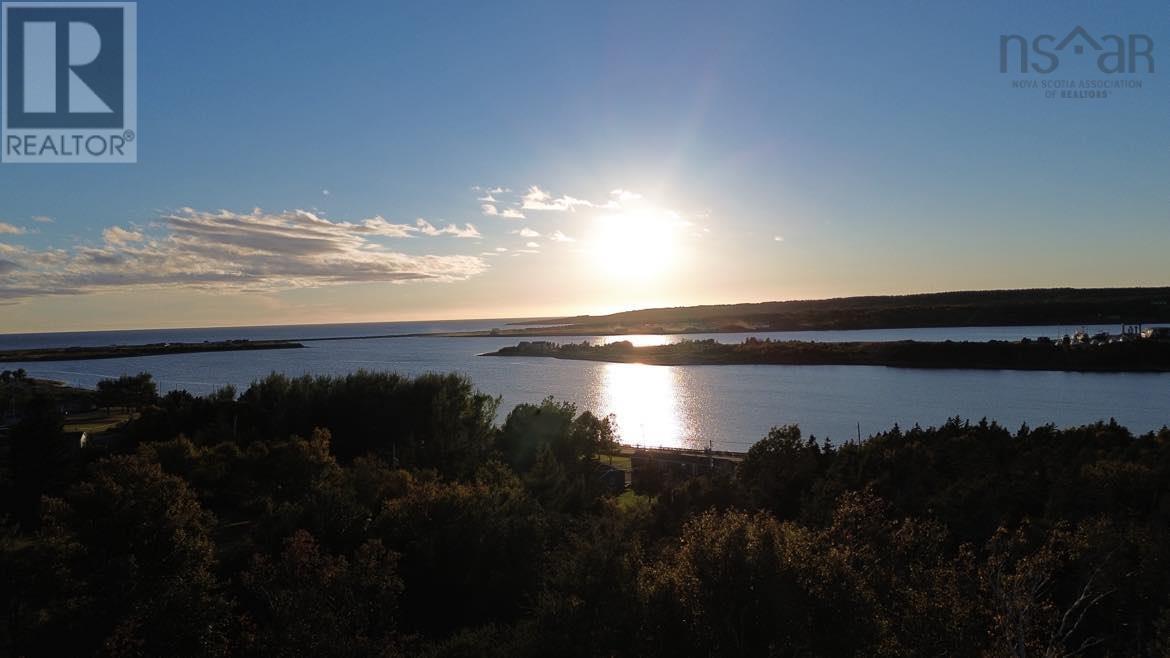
1;0;1167;331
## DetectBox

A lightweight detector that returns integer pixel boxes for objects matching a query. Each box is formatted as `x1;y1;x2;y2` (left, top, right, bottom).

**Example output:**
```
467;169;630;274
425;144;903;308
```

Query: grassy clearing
63;410;133;433
601;453;632;471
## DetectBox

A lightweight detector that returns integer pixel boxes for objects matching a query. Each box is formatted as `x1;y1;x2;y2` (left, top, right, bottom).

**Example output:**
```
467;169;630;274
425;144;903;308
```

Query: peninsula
485;337;1170;372
0;339;305;363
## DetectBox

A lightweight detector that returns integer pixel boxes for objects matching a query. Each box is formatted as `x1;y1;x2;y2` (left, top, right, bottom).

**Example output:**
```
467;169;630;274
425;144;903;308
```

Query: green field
63;410;133;434
601;452;632;471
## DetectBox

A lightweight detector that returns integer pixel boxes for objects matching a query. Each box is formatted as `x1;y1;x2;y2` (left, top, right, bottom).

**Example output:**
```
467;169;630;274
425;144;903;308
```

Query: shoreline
483;338;1170;373
0;339;305;363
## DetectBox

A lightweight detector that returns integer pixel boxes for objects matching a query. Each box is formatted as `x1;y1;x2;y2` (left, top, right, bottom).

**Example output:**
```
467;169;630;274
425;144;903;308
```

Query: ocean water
2;322;1167;450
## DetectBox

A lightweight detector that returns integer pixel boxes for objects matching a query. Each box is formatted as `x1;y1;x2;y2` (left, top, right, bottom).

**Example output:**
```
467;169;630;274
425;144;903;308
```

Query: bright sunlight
590;208;680;280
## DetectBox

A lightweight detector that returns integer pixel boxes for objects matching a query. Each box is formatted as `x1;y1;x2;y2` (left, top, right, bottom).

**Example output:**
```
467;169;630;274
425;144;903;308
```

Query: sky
0;0;1167;332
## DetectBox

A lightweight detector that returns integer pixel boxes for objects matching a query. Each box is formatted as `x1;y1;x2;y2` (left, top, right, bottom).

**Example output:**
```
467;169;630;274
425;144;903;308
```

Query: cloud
31;216;55;224
513;227;540;238
523;186;550;203
512;185;647;213
414;219;481;239
521;185;593;212
103;226;145;245
0;222;28;235
495;247;508;252
549;230;575;242
322;189;331;196
350;216;480;239
359;216;417;238
483;202;525;219
0;208;488;300
477;184;651;221
773;235;784;242
525;241;540;248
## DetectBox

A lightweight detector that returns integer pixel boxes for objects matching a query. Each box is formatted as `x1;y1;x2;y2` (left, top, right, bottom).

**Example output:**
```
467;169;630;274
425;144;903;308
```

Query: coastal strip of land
484;337;1170;372
0;339;305;363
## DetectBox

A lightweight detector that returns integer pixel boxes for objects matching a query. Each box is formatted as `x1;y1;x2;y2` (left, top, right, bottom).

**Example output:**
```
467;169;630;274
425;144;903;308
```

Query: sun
590;209;679;280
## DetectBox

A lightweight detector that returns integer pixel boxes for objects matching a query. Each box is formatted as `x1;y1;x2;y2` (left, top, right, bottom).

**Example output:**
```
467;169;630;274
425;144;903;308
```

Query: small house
1142;327;1170;341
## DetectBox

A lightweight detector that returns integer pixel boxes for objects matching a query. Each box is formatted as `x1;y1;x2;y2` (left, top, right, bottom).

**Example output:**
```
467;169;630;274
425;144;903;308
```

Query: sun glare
599;362;687;447
590;209;678;280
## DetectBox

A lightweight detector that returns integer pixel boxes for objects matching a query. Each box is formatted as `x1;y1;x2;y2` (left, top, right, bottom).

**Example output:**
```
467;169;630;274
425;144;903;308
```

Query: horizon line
3;284;1169;336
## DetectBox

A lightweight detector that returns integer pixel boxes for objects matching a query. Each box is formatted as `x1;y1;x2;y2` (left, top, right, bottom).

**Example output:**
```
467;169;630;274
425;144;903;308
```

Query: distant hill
481;287;1170;336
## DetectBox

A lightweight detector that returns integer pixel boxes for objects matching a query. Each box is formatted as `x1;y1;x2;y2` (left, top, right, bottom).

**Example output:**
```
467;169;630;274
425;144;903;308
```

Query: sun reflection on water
599;362;689;448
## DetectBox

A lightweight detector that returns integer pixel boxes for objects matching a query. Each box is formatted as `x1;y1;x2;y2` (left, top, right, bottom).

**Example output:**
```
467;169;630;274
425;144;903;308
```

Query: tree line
2;370;1169;656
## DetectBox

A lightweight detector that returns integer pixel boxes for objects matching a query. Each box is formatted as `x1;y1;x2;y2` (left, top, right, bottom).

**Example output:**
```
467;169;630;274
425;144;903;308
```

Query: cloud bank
0;209;487;300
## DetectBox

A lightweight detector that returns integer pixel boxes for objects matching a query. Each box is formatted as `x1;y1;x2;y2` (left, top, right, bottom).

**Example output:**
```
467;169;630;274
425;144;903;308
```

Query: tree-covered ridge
486;287;1170;335
490;336;1170;371
1;370;1168;656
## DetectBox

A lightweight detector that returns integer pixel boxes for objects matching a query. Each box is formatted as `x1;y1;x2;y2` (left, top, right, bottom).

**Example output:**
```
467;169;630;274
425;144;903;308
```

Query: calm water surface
2;321;1167;450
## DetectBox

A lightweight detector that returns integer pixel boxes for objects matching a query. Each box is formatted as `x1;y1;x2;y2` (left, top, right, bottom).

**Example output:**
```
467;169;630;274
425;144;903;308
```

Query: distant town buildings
1143;327;1170;341
1065;324;1170;346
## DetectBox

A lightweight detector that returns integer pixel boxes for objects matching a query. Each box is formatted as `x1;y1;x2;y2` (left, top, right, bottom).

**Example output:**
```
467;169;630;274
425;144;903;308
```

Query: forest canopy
2;370;1169;656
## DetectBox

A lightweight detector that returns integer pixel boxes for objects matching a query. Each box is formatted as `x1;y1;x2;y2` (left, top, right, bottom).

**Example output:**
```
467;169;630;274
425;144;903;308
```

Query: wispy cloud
359;216;417;238
0;208;488;300
31;216;54;224
480;185;627;218
525;241;540;249
0;222;28;235
480;201;526;220
520;185;594;212
102;226;145;245
500;185;649;214
414;219;481;239
476;185;682;258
